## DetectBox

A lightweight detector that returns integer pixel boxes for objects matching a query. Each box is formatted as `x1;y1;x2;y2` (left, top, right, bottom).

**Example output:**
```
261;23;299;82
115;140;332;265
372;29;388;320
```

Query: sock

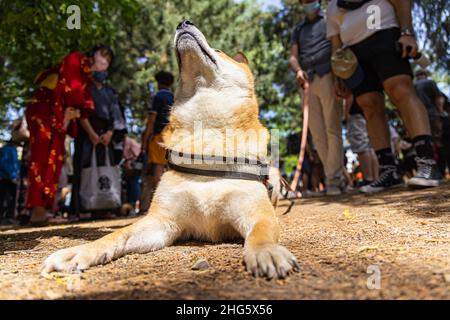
413;135;434;161
375;148;396;166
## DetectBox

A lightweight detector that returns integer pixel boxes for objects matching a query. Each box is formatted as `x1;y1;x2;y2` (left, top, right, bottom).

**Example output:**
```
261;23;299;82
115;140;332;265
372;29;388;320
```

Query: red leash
290;81;310;194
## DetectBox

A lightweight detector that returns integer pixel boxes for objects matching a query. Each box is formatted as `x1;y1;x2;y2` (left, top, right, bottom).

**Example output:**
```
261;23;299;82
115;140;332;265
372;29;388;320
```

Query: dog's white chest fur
153;171;270;242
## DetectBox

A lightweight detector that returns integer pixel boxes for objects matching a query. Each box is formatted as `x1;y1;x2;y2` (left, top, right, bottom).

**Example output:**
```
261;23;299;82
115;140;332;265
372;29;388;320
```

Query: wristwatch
401;27;416;38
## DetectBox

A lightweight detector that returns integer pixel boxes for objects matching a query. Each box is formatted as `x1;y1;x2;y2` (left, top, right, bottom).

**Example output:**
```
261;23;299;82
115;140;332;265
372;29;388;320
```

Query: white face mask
303;1;320;15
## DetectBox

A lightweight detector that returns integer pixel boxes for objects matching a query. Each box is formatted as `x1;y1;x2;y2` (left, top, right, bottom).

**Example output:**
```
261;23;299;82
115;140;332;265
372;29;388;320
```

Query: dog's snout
177;20;195;30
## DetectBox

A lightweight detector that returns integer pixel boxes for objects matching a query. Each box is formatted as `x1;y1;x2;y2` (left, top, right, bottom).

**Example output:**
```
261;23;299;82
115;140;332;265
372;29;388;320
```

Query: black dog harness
166;149;272;191
166;150;296;214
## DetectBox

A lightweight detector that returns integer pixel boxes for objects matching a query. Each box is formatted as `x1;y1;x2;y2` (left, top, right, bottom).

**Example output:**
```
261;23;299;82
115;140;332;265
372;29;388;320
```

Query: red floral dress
25;52;94;209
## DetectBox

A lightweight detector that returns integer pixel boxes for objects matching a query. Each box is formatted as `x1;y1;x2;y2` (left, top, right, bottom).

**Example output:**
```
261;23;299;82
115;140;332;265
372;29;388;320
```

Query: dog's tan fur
42;23;299;279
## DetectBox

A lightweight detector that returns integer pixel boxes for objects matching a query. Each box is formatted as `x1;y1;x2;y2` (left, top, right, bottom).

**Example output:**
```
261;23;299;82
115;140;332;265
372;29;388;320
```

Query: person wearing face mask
25;44;112;226
327;0;442;192
69;45;127;220
289;0;345;196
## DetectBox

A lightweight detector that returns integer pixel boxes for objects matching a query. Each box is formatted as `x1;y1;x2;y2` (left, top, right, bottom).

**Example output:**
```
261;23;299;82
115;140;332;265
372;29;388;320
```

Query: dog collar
166;149;269;182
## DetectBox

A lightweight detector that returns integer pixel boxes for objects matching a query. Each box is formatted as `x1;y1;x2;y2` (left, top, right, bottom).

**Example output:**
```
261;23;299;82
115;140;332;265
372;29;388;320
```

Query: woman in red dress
25;45;113;225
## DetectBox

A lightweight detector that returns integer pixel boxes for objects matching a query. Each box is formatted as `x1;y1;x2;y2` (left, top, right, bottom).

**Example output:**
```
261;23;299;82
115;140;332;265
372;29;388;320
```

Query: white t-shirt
326;0;399;47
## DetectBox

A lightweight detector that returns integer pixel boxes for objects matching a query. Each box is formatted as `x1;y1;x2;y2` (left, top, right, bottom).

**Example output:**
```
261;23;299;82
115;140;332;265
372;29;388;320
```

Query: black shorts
350;28;413;97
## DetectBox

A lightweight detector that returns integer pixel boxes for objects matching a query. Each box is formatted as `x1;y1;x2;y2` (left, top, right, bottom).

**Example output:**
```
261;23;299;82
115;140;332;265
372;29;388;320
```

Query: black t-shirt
149;89;174;134
414;79;443;118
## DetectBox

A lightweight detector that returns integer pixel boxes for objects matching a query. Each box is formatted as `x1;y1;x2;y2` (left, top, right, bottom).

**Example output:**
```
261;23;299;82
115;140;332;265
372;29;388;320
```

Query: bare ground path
0;182;449;299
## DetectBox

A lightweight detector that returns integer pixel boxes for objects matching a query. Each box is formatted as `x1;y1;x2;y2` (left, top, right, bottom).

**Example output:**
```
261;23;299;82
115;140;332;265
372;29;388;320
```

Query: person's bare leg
383;75;431;137
383;75;440;187
356;92;390;151
358;151;374;181
356;92;401;192
301;173;309;192
311;165;320;192
370;149;379;180
342;168;354;188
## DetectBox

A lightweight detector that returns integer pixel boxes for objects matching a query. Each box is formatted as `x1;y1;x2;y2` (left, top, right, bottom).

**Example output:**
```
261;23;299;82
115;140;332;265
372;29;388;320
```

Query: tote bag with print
80;146;121;211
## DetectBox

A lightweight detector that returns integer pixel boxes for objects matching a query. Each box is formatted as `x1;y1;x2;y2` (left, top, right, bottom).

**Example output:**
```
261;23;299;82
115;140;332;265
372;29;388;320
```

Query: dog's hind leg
233;198;300;279
41;205;180;274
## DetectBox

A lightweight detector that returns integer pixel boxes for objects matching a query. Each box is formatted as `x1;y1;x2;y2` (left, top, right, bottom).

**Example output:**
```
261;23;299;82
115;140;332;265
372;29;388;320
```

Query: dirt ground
0;182;449;300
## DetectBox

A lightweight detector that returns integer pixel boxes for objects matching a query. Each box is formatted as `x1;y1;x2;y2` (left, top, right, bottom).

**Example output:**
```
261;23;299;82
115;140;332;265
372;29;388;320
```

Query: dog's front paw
41;244;108;275
244;244;300;279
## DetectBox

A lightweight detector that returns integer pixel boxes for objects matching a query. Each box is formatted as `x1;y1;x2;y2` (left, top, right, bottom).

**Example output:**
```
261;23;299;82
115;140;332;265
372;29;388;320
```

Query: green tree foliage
0;0;448;147
413;0;449;71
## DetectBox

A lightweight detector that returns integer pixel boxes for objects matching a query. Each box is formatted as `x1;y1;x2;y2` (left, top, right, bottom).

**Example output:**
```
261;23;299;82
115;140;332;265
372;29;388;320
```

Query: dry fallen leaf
358;246;378;253
342;209;356;220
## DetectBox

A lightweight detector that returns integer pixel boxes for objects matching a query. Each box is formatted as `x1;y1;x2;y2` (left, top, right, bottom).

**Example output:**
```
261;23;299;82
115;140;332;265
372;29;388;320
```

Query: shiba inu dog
42;21;299;279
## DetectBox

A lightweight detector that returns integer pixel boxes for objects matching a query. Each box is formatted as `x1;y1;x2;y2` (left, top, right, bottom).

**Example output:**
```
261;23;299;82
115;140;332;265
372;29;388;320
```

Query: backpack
337;0;372;10
0;144;19;181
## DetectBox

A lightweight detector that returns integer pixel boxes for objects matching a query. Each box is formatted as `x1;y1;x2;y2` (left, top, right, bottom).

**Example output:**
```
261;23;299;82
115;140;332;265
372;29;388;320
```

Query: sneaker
407;157;441;188
356;180;373;188
326;185;342;196
303;190;325;198
360;165;402;193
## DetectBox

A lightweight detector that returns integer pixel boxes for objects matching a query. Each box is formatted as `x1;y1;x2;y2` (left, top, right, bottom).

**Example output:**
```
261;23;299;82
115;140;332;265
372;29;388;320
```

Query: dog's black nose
177;20;195;30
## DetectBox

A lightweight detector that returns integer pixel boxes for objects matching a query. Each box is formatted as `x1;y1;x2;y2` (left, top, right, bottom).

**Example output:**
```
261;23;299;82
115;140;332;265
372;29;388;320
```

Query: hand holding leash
296;69;309;88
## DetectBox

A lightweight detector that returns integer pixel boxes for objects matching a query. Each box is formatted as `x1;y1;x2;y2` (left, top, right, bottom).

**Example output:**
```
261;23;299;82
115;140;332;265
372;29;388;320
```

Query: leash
290;81;310;194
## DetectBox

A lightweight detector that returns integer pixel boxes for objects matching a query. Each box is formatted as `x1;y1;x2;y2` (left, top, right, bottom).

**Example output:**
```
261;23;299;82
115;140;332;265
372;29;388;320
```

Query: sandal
28;218;50;227
28;212;57;227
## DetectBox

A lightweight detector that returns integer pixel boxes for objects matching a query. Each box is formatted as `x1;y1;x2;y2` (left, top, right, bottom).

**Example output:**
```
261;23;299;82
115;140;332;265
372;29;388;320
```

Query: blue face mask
304;1;320;14
93;71;108;83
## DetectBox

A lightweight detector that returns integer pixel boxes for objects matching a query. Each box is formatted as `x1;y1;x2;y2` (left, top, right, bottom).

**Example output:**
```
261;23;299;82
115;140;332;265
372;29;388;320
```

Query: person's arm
430;82;446;113
141;112;156;153
388;0;418;58
63;108;80;130
436;95;445;113
61;52;95;114
330;34;342;54
289;42;309;88
330;35;350;99
100;88;125;146
79;118;100;145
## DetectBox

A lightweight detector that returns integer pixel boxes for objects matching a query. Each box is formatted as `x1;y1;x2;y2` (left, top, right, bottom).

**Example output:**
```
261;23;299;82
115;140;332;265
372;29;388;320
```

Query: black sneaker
360;165;402;193
407;157;441;188
356;180;373;188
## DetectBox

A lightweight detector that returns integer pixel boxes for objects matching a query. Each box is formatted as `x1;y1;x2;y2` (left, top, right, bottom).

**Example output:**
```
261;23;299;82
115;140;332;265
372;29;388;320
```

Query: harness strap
167;150;267;166
167;161;268;182
166;149;269;181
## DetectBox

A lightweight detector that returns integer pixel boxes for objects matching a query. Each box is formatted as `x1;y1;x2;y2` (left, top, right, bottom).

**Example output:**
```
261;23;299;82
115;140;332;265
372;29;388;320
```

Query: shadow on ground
283;182;449;219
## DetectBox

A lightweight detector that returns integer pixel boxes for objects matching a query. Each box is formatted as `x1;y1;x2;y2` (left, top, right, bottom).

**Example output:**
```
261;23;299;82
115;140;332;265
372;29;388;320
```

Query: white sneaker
407;157;441;188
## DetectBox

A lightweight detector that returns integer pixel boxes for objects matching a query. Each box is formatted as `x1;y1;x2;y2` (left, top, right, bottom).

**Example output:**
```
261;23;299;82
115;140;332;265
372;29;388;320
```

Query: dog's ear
233;52;249;64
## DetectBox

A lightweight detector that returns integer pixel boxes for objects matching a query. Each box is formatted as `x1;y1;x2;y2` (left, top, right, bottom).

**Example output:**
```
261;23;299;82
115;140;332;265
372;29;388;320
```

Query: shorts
350;28;413;98
347;114;372;153
147;133;167;165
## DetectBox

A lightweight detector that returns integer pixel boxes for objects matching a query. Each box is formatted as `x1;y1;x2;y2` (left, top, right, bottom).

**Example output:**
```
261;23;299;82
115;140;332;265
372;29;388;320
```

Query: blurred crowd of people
0;44;175;226
287;0;448;197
